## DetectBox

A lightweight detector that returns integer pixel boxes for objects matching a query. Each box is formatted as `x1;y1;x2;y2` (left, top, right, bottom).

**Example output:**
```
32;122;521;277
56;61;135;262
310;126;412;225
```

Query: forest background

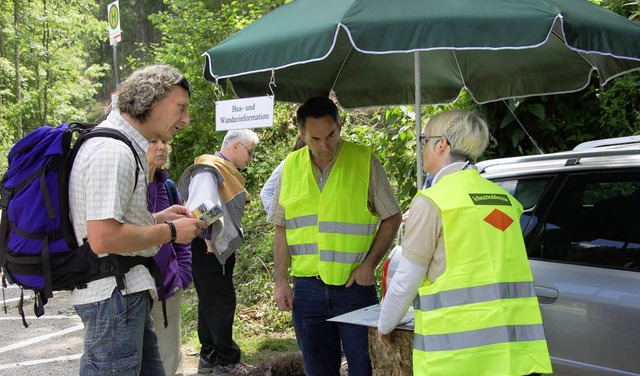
1;0;639;362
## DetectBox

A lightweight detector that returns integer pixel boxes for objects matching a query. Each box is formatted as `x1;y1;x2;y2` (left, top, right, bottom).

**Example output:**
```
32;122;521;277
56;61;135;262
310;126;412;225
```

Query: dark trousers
191;237;241;366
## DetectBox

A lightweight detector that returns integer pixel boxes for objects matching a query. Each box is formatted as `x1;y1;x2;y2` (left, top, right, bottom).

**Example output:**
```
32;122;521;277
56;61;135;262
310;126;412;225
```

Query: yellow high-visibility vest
280;141;379;285
413;169;552;376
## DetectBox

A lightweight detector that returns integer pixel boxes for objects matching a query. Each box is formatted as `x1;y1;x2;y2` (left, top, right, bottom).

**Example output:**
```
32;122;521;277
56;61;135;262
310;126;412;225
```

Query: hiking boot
211;362;256;375
198;356;215;374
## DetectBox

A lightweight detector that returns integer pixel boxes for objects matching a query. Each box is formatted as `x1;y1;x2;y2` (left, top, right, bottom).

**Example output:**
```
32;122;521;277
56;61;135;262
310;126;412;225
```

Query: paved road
0;283;199;375
0;285;82;375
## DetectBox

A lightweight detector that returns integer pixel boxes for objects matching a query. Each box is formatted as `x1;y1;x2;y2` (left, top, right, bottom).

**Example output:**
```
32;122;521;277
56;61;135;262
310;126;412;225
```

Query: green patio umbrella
203;0;640;186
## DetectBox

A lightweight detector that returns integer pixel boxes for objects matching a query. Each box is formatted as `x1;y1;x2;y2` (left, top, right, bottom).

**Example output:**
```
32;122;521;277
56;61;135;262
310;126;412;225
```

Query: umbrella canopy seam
330;28;356;97
341;15;562;55
202;24;346;82
202;0;640;108
205;12;640;84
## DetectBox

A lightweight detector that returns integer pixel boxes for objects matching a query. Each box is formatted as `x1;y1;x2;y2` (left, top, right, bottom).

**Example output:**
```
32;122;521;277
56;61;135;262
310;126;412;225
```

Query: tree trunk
14;0;22;139
139;0;147;46
368;328;413;376
42;0;49;126
0;1;5;112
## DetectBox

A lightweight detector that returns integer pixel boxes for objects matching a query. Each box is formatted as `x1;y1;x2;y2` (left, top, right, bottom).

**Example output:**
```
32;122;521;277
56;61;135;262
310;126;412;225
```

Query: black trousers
191;237;241;365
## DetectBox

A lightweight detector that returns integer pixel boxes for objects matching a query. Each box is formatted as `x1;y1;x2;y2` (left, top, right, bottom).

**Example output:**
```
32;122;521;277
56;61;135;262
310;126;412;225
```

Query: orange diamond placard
484;209;514;231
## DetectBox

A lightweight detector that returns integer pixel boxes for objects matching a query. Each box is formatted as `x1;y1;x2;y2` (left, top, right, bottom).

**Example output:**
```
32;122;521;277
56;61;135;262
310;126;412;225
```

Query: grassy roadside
180;199;300;364
180;286;299;364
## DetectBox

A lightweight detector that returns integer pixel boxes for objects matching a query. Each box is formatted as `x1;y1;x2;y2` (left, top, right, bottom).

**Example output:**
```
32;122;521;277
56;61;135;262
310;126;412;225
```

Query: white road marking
0;324;84;354
1;284;22;289
1;294;34;304
0;353;82;370
0;315;80;320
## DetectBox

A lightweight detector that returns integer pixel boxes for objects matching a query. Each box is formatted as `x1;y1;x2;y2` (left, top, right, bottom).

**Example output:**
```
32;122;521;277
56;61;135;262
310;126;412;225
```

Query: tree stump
368;327;413;376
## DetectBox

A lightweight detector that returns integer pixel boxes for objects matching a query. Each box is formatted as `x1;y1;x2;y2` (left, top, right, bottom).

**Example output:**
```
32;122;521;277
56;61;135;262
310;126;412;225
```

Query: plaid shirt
69;111;157;304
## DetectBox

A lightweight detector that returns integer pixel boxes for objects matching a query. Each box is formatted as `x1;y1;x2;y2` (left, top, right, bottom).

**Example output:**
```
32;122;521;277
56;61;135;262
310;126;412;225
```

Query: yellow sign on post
108;1;121;45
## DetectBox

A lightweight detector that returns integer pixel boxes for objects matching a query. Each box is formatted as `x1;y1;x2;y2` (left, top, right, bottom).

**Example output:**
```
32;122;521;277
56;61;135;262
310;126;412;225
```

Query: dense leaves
0;0;108;138
1;0;639;346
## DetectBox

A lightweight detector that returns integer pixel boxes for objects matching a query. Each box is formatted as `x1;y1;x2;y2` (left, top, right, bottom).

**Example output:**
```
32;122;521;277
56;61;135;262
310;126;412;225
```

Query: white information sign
215;96;274;131
108;1;121;45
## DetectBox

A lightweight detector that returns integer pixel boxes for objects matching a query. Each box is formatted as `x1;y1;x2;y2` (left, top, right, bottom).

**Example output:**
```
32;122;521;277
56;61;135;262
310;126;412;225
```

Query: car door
495;170;640;376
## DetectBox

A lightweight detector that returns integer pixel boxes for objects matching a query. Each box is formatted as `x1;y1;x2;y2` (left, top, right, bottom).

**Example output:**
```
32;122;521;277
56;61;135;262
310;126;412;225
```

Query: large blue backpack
0;122;149;326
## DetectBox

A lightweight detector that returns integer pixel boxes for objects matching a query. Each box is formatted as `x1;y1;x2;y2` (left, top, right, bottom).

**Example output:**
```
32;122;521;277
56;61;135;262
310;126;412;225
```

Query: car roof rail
477;147;640;173
573;135;640;150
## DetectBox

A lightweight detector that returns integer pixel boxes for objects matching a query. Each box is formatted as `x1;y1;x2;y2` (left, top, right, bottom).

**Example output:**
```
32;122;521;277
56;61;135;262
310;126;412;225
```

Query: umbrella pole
415;52;423;189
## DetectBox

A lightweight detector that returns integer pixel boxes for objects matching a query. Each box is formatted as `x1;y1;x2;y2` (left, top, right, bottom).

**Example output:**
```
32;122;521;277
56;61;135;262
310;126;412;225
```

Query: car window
494;178;552;236
534;171;640;271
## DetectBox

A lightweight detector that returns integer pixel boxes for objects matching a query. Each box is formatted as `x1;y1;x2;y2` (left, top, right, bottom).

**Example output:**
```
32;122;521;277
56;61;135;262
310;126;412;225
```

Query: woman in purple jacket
147;139;192;376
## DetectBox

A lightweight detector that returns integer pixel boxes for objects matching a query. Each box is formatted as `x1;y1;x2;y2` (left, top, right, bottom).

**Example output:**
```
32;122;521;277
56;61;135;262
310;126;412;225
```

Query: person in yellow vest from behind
268;96;402;376
377;110;552;376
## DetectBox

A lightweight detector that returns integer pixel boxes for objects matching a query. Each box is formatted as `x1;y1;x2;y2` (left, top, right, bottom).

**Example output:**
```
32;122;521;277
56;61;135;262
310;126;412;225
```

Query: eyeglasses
239;142;255;157
419;135;449;147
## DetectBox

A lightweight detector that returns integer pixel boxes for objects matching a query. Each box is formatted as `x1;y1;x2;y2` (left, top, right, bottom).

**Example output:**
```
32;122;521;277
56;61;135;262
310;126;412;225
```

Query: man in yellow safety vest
268;96;402;376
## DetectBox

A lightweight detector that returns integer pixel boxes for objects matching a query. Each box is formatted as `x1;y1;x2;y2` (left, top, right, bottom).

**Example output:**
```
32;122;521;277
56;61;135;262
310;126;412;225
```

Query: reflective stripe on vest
289;243;318;256
280;141;378;285
286;214;318;229
412;169;552;376
285;217;377;236
414;280;544;351
415;281;536;311
319;222;377;235
320;249;368;264
414;323;547;352
288;245;368;263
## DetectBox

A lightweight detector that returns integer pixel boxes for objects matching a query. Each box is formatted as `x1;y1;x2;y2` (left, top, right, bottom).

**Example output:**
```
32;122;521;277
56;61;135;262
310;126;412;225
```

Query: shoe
212;362;257;375
198;356;215;374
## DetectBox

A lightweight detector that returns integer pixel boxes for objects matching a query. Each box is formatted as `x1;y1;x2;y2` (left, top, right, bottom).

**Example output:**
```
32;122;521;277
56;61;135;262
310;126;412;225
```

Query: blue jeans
74;289;165;376
292;277;379;376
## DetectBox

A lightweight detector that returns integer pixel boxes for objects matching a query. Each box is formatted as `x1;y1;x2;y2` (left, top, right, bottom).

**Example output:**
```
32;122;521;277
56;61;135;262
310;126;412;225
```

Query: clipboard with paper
328;304;414;331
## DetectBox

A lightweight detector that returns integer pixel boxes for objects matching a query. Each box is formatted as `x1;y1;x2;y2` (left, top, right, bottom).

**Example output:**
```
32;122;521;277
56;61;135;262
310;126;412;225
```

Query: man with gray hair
179;129;259;375
70;64;207;374
377;109;552;376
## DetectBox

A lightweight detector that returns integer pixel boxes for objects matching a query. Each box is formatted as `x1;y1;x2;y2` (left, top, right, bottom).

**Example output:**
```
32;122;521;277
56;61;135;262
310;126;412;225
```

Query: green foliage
598;72;640;135
338;93;475;210
342;106;418;210
0;0;108;142
230;102;298;331
179;102;301;357
477;72;640;159
0;0;638;361
0;125;13;174
602;0;639;18
148;0;288;179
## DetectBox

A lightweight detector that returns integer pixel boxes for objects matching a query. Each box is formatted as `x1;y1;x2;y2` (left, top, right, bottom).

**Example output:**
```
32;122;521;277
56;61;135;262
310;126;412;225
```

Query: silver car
477;136;640;375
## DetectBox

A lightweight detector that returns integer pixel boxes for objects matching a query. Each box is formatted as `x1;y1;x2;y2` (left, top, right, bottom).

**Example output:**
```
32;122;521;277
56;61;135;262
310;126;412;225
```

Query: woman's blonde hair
423;110;490;163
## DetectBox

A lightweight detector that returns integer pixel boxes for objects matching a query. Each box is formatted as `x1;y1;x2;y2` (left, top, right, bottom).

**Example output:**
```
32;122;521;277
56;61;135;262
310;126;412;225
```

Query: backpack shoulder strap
164;179;179;206
69;125;143;190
